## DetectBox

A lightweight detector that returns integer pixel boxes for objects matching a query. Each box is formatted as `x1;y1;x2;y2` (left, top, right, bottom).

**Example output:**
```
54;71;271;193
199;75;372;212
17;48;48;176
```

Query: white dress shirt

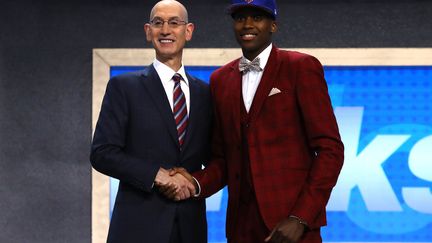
242;43;273;112
153;59;190;114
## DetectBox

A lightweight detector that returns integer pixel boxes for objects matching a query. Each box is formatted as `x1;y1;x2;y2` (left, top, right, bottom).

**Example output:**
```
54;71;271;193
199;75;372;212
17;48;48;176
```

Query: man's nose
161;22;171;34
243;16;254;28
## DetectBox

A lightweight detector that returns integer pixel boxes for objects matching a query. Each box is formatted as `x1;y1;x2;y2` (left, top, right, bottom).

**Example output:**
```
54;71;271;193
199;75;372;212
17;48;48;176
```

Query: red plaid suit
194;46;344;241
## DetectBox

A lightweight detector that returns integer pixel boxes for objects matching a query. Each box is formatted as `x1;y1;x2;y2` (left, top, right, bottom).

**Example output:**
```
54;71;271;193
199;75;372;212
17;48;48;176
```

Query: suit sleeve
290;56;344;227
90;77;160;192
192;72;228;198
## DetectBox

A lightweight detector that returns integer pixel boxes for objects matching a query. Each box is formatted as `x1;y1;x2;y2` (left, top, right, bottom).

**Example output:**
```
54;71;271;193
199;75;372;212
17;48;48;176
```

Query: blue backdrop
110;65;432;242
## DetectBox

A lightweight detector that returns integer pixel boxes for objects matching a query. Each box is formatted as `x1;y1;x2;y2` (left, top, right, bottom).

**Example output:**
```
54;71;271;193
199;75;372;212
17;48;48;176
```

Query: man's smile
240;33;257;41
159;38;175;43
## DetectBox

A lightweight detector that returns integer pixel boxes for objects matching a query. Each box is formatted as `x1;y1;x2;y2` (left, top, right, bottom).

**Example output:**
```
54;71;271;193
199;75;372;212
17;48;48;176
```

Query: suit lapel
248;46;281;122
228;60;242;142
140;65;179;147
181;73;199;150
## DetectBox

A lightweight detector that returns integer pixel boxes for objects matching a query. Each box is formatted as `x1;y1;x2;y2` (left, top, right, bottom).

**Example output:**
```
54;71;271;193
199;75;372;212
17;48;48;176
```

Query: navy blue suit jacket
90;65;211;243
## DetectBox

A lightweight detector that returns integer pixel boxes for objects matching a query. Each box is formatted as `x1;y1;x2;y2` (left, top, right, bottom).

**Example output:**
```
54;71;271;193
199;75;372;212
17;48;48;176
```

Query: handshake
154;167;197;201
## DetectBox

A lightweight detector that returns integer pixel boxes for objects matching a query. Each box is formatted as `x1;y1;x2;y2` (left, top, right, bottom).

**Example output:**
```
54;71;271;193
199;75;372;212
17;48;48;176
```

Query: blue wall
110;65;432;242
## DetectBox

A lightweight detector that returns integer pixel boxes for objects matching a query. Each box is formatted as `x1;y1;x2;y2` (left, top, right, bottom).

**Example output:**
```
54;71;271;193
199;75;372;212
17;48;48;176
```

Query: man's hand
155;168;184;199
169;167;195;184
156;167;197;201
264;217;305;243
154;168;176;188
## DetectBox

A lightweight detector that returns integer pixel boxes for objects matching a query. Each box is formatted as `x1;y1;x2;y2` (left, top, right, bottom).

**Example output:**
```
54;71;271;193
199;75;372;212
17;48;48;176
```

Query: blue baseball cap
229;0;277;19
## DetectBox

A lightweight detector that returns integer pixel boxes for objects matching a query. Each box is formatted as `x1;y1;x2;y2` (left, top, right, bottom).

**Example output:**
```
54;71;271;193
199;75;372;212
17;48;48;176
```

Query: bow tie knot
239;57;262;73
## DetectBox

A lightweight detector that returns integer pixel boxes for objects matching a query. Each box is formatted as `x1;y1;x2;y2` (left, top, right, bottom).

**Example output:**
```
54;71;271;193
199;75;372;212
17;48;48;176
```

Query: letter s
402;135;432;214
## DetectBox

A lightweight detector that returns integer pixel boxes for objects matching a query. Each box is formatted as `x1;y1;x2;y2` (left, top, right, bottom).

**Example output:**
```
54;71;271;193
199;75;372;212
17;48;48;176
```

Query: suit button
245;123;249;128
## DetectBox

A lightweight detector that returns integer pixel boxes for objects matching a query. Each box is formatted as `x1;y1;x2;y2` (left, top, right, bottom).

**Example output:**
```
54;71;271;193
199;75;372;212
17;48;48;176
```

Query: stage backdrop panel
92;48;432;243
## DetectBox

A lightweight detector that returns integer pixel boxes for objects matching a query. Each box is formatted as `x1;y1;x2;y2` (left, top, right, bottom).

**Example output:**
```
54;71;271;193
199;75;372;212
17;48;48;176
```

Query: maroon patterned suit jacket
194;46;344;240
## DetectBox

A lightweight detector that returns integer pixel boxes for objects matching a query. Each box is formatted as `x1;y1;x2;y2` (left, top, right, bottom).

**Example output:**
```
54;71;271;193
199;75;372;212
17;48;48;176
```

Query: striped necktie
172;73;188;147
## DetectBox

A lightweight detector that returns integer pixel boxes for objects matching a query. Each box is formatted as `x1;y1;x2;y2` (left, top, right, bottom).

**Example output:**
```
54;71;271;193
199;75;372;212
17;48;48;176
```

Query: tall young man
167;0;344;242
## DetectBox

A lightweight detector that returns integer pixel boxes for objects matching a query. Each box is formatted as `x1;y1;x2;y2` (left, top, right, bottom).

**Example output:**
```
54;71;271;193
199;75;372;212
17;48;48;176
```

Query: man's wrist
192;176;201;197
289;215;308;227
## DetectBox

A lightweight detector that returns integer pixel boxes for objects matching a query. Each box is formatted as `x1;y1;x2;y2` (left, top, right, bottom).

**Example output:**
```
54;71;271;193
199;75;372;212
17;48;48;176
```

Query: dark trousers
169;217;181;243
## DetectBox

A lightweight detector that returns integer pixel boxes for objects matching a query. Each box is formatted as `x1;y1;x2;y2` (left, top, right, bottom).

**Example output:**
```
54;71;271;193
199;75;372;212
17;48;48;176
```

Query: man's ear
271;21;278;33
185;23;195;41
144;23;151;42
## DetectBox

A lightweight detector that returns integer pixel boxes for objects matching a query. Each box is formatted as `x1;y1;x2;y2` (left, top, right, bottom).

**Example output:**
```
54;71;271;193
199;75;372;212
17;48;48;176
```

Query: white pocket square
268;87;281;96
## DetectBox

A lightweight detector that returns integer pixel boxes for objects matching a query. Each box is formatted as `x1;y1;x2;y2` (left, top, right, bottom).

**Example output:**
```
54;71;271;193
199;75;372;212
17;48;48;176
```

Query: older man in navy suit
90;1;211;242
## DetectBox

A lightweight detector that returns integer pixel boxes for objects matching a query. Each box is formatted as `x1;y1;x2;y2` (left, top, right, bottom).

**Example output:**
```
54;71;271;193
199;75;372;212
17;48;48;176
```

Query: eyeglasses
149;18;188;28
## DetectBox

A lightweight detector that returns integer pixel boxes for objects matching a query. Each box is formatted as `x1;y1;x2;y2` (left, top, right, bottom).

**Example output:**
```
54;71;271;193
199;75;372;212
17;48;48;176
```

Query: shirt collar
153;59;189;86
242;43;273;70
